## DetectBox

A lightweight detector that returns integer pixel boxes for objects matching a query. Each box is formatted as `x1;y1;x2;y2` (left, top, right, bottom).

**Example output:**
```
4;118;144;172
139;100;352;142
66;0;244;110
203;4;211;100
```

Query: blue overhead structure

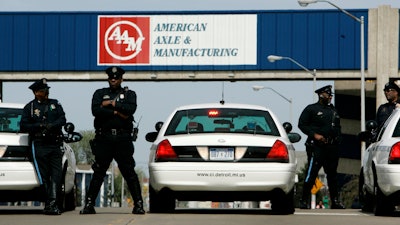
0;10;368;72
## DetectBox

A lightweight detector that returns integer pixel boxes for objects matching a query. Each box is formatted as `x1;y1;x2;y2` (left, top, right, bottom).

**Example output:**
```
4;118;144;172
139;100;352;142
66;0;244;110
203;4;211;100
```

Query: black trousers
302;143;340;201
33;140;63;201
86;134;143;203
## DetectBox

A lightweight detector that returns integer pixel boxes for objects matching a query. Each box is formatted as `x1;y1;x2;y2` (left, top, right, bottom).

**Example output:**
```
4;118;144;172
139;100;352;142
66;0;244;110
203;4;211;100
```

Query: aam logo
98;16;150;65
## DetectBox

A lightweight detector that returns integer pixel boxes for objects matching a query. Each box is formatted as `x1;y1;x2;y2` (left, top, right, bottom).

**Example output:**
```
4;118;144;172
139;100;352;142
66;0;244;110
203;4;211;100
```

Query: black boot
132;200;145;214
331;198;345;209
80;197;96;214
44;200;61;215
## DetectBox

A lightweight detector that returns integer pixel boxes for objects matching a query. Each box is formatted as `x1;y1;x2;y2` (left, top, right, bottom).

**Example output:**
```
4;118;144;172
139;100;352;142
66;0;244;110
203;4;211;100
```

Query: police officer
20;78;67;215
298;85;345;209
80;66;145;215
376;81;400;128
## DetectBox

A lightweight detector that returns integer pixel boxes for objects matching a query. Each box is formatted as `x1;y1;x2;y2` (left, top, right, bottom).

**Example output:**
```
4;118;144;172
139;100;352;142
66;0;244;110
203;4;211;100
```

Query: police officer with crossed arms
80;66;145;215
298;85;345;209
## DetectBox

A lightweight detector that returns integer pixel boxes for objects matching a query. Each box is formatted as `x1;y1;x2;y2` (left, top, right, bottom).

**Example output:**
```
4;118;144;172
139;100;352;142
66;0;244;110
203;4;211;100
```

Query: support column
369;5;399;110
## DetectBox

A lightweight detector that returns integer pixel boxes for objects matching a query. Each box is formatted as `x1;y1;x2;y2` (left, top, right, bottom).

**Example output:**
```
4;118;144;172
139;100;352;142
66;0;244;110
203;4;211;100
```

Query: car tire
270;188;295;215
149;185;175;213
62;185;77;212
359;170;374;212
57;163;76;212
374;185;394;216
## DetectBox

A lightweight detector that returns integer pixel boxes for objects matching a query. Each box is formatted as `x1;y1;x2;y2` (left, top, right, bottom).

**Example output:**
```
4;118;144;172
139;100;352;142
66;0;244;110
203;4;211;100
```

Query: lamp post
267;54;317;101
252;85;293;123
298;0;366;153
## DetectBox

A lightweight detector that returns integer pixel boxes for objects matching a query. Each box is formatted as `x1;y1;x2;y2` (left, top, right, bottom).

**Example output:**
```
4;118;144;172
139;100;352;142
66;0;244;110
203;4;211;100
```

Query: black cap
315;85;333;96
106;66;125;79
29;78;50;91
384;81;400;93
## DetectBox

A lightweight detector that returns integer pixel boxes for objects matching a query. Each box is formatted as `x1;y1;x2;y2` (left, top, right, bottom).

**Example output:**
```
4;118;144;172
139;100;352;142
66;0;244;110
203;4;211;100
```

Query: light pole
298;0;366;152
267;54;317;101
252;85;293;123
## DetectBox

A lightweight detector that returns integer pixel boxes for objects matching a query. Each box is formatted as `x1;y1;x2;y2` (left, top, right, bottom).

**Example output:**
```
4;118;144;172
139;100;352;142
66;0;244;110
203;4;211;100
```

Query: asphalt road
1;206;399;225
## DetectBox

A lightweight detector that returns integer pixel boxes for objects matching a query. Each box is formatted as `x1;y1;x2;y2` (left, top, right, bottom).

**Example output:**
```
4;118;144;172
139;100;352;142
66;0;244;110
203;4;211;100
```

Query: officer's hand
101;100;114;107
114;111;129;120
41;123;52;130
314;133;327;143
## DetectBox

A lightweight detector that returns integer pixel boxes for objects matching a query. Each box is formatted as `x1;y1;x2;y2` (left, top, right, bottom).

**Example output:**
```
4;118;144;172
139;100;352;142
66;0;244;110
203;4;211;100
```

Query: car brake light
389;142;400;164
155;139;177;161
267;140;289;161
208;109;219;117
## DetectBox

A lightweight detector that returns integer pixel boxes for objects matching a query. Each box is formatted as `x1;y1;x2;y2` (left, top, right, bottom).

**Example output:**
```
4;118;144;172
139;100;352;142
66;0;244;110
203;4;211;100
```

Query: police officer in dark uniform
20;78;67;215
298;85;345;209
80;66;145;215
376;81;400;128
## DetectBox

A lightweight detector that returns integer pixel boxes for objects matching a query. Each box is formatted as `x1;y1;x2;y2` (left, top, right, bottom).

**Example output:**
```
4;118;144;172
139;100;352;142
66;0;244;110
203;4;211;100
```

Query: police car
145;102;301;214
359;108;400;216
0;102;82;211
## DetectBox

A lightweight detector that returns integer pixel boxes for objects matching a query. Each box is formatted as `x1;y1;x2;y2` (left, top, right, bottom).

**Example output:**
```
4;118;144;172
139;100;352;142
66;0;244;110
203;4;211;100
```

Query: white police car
0;102;82;211
145;102;301;214
359;108;400;216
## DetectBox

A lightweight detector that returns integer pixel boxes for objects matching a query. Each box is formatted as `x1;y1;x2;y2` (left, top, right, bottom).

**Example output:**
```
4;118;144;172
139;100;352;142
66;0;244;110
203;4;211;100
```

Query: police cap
383;81;400;93
315;85;333;96
29;78;50;91
106;66;125;79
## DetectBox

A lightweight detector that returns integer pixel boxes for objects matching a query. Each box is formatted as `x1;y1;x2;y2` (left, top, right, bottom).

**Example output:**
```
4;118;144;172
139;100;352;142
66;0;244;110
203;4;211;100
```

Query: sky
2;0;400;170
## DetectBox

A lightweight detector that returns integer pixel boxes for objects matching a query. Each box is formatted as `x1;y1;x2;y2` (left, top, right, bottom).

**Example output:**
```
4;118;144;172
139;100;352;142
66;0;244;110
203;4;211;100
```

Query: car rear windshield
0;107;23;133
165;108;280;136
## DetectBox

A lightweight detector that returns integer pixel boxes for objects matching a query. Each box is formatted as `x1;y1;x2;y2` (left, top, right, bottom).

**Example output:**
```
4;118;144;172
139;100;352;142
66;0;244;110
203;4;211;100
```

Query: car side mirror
145;132;158;142
155;121;163;132
288;132;301;143
365;120;378;132
64;132;83;143
283;122;293;133
64;122;75;133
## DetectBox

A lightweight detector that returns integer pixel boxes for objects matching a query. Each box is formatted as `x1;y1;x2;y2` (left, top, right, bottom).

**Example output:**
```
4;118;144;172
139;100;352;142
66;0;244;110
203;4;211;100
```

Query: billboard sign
98;14;257;66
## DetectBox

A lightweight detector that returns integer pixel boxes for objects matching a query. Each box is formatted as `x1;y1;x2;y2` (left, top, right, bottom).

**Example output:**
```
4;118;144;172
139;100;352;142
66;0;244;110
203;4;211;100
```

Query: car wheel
270;188;295;215
149;186;175;213
57;163;76;212
62;185;77;212
374;185;394;216
359;170;374;212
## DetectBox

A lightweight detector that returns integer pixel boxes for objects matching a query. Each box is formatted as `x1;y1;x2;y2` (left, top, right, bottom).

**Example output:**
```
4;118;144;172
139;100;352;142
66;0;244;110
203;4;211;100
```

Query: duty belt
325;137;337;145
97;128;131;136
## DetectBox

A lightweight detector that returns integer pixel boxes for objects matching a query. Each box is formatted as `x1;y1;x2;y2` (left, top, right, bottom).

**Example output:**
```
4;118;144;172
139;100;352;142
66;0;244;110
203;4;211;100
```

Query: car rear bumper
0;162;40;190
376;164;400;195
149;162;296;194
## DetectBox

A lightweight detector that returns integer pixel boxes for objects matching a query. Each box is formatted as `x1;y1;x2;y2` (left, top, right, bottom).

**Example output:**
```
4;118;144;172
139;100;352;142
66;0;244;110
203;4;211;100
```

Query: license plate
209;148;234;160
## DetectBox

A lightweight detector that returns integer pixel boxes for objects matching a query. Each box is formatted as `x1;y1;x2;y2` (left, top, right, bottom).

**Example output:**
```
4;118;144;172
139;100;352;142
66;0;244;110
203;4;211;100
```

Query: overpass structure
0;5;399;175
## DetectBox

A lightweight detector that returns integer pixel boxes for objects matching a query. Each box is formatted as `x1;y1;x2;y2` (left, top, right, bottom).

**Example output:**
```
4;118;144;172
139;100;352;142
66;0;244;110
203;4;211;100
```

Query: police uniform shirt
21;98;66;135
298;102;341;141
91;86;137;131
376;100;400;127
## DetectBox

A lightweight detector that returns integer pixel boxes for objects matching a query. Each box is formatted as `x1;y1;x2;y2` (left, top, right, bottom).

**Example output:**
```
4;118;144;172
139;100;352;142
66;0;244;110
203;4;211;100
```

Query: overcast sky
2;0;400;169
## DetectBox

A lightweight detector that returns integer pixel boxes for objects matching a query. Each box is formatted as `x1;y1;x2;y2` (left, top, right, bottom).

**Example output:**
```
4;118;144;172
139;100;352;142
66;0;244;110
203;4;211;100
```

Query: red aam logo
98;16;150;65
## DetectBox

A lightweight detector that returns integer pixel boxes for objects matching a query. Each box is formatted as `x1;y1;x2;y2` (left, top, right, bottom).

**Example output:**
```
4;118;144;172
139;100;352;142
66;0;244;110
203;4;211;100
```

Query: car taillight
155;139;177;161
267;140;289;162
389;142;400;164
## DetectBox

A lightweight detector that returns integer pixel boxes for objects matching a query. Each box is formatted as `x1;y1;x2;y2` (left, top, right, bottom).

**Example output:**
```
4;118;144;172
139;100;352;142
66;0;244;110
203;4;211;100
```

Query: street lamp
268;54;317;101
298;0;366;152
252;85;293;123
